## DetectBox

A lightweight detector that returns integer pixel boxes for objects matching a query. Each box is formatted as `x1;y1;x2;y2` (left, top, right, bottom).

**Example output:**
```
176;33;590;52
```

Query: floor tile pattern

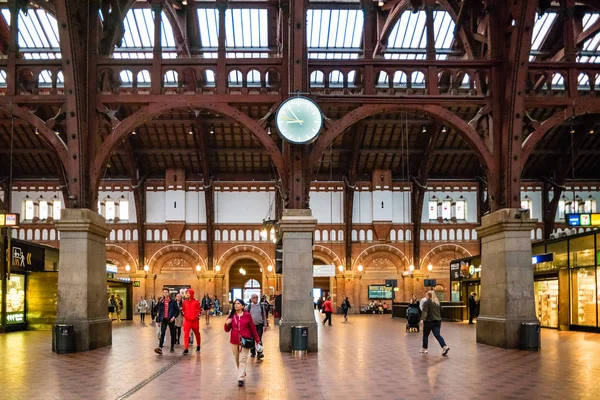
1;312;599;399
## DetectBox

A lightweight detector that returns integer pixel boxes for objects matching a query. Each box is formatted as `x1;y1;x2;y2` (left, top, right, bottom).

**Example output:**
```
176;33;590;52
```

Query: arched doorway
228;259;263;304
313;258;331;308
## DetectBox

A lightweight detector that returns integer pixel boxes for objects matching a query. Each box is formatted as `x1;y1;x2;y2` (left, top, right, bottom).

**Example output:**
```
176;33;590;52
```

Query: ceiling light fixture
267;125;272;135
357;264;364;272
125;264;131;272
210;124;215;134
196;264;201;272
35;127;39;135
409;264;415;272
570;126;575;134
131;130;136;135
427;263;433;271
55;131;60;135
441;126;447;133
422;125;426;133
378;0;384;7
589;128;595;135
188;126;193;135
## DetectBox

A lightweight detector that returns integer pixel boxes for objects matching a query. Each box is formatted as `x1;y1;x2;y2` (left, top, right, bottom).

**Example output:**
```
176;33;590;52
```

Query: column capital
476;208;538;238
54;208;110;238
279;209;317;233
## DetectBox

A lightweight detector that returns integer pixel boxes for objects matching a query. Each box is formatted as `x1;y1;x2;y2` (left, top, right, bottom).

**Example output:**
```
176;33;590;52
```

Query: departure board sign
0;213;19;227
566;213;600;227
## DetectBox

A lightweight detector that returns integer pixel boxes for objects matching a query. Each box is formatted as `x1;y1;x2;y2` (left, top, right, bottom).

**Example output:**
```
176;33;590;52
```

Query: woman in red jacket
322;296;333;326
224;299;261;387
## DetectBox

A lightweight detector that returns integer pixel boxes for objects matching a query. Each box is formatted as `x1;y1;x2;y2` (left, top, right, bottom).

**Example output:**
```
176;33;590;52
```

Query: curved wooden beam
92;101;286;191
0;105;69;171
311;103;493;173
163;2;191;57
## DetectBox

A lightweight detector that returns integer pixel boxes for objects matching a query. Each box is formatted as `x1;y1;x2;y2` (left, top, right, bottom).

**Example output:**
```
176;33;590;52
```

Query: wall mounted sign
566;213;600;227
313;264;335;277
0;213;19;227
3;238;45;272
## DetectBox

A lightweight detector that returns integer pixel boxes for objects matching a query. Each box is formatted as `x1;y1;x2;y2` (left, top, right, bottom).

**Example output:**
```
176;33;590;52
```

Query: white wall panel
166;190;185;221
310;191;343;223
372;190;393;221
147;192;166;223
391;192;411;223
352;192;373;224
185;192;207;223
215;191;274;223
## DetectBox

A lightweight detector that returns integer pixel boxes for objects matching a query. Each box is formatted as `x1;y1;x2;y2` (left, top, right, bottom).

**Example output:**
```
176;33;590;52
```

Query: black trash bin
291;326;308;354
54;324;76;354
520;321;540;351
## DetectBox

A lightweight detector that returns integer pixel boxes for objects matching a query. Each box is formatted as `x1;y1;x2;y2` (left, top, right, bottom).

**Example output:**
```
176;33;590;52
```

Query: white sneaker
419;349;428;354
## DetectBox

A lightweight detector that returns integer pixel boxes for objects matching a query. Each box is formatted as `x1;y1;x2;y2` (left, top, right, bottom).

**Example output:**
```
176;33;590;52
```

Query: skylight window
197;8;219;47
531;13;557;53
113;9;176;59
581;13;600;55
307;9;364;59
384;11;455;60
1;8;61;59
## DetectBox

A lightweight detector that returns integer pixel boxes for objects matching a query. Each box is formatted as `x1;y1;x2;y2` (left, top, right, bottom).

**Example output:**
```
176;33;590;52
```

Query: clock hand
289;109;301;122
286;120;304;124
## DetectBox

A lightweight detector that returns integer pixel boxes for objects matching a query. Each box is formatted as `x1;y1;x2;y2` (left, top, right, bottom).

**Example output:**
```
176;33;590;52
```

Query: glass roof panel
114;9;175;58
307;9;363;59
197;8;219;48
1;8;61;58
582;13;600;53
226;9;268;48
531;12;558;52
385;11;455;57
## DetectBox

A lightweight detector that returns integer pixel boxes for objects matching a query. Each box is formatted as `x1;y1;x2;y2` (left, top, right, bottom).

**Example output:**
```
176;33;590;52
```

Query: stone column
475;209;538;349
279;209;318;352
53;209;111;352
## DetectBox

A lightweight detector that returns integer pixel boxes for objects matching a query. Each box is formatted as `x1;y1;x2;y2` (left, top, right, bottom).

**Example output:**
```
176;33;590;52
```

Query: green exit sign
133;281;140;287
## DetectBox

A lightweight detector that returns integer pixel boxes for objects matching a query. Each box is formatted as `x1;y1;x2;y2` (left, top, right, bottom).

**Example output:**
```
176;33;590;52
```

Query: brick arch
353;244;409;274
519;105;600;177
148;244;204;274
106;244;137;271
313;245;343;267
420;244;472;269
217;245;274;276
311;104;492;173
92;102;285;198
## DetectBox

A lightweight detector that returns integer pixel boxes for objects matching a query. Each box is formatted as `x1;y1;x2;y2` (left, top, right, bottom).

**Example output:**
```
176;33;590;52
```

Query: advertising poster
6;275;25;324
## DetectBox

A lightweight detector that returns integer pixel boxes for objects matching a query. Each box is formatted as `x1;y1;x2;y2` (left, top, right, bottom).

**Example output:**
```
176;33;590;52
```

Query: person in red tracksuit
322;296;333;326
181;289;201;355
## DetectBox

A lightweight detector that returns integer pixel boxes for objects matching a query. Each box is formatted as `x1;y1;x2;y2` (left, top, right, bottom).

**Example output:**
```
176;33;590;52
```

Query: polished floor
1;313;599;400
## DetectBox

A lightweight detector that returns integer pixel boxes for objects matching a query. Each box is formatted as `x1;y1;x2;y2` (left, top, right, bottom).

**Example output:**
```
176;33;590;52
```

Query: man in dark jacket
155;288;180;354
468;292;478;324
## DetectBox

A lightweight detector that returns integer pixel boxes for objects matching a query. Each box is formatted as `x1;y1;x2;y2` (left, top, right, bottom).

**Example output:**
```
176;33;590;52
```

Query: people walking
322;296;333;326
224;299;261;387
182;289;202;355
115;294;124;322
202;294;212;325
419;290;450;356
108;294;116;320
317;296;324;313
149;295;157;322
247;294;268;359
137;296;148;323
154;289;180;355
468;292;478;324
410;294;419;305
174;293;184;345
341;297;351;321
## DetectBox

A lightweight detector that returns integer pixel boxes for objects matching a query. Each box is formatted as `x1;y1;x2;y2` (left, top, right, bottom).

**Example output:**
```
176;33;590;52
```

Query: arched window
137;70;151;87
38;70;53;88
329;70;344;87
442;197;452;220
456;196;467;220
215;230;221;241
573;195;583;213
22;196;34;220
120;70;133;87
428;197;438;220
228;70;242;87
390;230;396;241
315;230;321;242
37;196;48;220
558;196;569;219
310;70;324;87
223;230;229;241
201;230;207;241
104;196;115;220
51;196;61;220
520;195;532;215
119;196;129;220
247;69;261;86
164;70;178;87
322;230;329;241
161;229;168;241
376;71;389;87
584;195;596;213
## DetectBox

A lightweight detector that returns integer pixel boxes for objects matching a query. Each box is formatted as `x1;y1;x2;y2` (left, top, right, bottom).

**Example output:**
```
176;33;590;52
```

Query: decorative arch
519;103;600;176
311;104;492;173
148;244;204;273
217;245;274;275
92;102;285;194
313;245;343;267
353;244;409;274
106;244;138;271
420;244;472;269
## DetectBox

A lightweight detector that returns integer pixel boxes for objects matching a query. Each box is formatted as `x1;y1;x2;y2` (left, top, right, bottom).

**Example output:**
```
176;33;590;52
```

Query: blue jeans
423;320;446;349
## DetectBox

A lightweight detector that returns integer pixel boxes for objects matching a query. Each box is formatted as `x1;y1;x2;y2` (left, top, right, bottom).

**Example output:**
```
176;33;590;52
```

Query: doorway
228;259;262;306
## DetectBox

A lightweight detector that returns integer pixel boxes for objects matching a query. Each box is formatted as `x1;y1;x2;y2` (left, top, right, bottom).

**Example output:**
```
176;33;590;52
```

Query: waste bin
54;324;76;354
520;321;540;351
291;326;308;354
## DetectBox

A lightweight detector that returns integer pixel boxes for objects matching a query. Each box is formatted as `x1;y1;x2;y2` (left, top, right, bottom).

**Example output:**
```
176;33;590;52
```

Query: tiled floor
1;312;600;399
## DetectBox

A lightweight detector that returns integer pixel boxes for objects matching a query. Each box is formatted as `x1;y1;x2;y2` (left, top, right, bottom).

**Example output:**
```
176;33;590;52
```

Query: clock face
275;97;323;144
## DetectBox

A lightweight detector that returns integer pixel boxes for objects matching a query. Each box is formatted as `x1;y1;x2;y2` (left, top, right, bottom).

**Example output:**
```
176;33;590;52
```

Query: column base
279;320;318;353
53;317;112;353
476;315;538;349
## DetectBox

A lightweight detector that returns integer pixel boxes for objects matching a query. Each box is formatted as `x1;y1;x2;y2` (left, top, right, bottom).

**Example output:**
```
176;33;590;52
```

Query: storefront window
535;280;559;328
6;274;26;324
571;267;597;326
569;235;595;268
547;241;568;269
532;244;545;256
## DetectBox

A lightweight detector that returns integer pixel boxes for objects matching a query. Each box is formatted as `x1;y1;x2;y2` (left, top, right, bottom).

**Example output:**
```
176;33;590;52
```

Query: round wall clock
275;97;323;144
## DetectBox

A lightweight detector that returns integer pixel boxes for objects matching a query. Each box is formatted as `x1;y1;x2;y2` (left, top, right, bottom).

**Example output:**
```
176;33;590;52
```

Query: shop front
449;256;481;307
1;236;59;332
106;262;133;321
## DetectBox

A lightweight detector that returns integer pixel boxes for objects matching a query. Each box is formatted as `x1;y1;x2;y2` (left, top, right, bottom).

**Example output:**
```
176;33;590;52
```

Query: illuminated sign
566;213;600;227
0;213;19;227
313;264;335;277
133;281;140;287
106;264;118;273
532;253;553;264
3;239;45;272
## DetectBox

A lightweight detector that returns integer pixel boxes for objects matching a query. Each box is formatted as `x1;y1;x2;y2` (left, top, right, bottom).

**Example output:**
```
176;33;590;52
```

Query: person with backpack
247;294;268;359
322;296;333;326
341;297;351;321
419;290;450;356
201;294;212;325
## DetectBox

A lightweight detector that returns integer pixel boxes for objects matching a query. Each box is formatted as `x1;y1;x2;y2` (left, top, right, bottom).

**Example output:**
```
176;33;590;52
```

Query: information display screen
368;285;393;300
6;275;25;324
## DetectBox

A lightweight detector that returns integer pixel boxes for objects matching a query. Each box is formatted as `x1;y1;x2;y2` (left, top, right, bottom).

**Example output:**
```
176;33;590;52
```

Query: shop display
571;268;597;326
6;275;25;324
535;280;558;328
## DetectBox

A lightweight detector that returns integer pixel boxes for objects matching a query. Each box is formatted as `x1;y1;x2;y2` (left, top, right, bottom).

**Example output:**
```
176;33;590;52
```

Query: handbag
235;314;255;349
